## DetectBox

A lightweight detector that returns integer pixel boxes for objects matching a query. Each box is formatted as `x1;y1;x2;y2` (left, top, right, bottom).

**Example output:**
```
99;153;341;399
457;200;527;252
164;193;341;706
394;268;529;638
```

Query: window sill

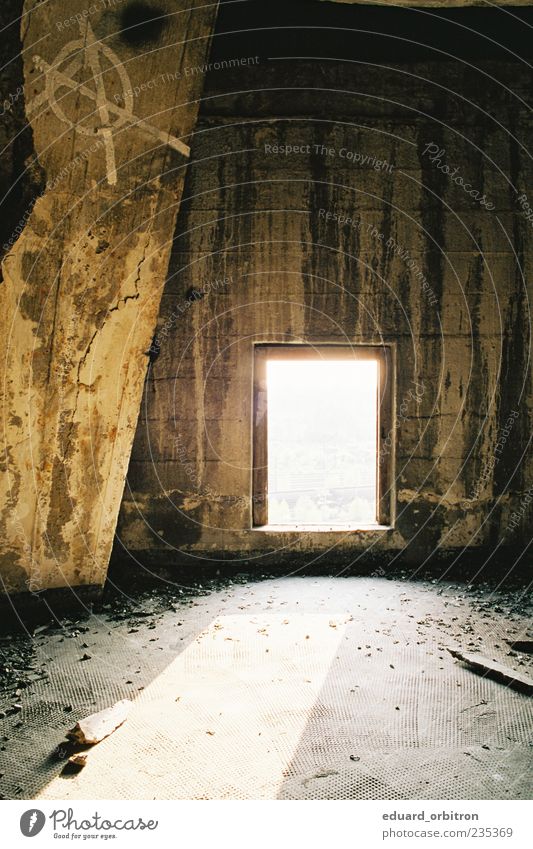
252;523;393;533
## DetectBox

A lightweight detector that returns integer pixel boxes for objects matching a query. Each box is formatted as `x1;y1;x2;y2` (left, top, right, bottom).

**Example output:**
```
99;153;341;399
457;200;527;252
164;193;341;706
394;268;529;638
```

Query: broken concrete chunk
448;649;533;695
68;753;88;769
67;699;132;745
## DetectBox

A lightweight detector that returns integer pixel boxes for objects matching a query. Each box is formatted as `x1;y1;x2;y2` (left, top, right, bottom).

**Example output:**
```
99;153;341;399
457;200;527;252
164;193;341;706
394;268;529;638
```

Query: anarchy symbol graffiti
28;21;190;185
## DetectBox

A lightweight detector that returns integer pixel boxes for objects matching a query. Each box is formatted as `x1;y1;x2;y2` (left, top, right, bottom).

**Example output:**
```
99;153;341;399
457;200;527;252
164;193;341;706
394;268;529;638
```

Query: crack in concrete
109;240;148;314
108;291;141;313
62;240;149;469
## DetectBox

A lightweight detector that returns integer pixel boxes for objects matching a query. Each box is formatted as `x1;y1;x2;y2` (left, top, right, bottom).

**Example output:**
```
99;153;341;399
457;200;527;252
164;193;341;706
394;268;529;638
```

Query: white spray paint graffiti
27;20;190;186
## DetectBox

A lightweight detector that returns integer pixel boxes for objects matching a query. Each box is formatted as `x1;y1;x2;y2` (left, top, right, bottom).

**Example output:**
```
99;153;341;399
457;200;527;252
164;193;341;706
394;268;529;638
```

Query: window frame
252;344;393;529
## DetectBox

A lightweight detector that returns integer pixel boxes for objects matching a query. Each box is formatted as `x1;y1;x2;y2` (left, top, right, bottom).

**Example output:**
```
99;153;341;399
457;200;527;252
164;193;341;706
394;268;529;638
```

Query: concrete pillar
0;0;219;593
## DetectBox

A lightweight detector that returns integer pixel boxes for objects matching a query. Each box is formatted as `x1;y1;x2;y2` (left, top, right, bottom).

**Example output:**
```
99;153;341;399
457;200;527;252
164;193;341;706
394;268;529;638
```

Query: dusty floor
0;575;531;800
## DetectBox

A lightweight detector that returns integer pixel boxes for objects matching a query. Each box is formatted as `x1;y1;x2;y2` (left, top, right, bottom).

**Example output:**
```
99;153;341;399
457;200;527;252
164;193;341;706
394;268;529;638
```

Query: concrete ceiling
320;1;532;7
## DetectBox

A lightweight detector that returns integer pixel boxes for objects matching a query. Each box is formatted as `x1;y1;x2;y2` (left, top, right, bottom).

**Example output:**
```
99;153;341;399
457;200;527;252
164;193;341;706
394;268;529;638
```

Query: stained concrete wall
116;55;532;568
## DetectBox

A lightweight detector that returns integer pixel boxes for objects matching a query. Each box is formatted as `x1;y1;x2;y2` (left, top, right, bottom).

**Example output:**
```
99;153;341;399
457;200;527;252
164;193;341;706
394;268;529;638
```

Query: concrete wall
115;57;532;568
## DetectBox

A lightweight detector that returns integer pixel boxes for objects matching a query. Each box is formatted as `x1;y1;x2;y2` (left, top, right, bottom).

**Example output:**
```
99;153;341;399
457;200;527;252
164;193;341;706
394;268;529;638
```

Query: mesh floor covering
0;576;531;800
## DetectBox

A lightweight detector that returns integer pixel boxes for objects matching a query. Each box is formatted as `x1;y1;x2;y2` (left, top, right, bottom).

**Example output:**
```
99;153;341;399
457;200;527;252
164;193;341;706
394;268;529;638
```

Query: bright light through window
266;359;378;525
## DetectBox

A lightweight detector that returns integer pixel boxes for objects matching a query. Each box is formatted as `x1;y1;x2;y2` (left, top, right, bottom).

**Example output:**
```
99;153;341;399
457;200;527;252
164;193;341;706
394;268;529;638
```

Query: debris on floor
448;649;533;695
1;575;531;800
67;699;133;745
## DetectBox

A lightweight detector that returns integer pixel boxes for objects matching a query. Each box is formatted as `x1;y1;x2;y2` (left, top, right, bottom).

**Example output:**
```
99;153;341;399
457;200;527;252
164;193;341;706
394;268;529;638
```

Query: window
252;345;392;529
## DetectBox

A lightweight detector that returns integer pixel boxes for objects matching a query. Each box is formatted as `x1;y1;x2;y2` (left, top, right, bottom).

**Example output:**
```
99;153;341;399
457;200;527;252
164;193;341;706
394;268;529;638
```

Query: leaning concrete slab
0;0;219;593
